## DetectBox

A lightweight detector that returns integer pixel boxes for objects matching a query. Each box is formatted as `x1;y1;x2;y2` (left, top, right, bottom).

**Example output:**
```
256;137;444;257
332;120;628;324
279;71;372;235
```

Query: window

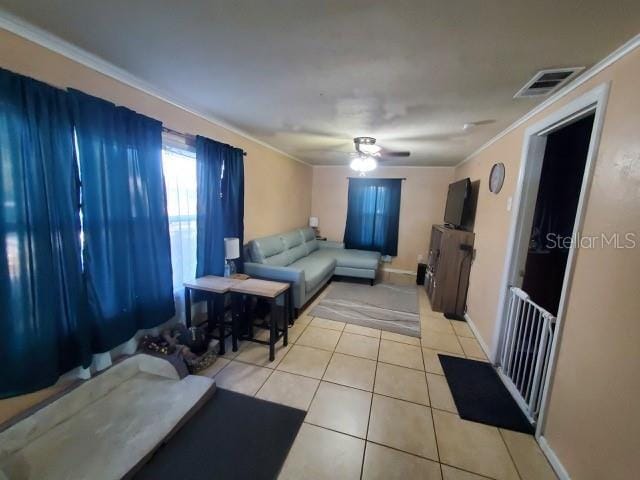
343;178;402;256
162;144;197;292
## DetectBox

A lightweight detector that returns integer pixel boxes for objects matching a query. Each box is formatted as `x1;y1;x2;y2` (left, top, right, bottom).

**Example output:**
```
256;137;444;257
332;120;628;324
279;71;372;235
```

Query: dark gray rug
134;388;305;480
439;355;534;434
310;282;420;337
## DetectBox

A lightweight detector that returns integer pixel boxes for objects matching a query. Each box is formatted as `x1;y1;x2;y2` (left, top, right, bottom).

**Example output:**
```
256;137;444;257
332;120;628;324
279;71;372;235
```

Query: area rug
439;354;535;434
134;388;306;480
310;282;420;337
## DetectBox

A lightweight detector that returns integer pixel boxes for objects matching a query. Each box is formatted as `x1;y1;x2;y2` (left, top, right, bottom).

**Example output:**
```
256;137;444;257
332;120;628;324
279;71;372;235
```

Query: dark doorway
521;113;595;315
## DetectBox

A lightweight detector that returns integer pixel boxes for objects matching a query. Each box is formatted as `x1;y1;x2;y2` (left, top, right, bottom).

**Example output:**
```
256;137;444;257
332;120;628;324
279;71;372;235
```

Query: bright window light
162;146;197;292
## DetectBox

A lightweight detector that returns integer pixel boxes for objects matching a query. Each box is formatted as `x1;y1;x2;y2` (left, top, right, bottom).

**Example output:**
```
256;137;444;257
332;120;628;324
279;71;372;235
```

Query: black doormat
439;355;534;434
134;388;306;480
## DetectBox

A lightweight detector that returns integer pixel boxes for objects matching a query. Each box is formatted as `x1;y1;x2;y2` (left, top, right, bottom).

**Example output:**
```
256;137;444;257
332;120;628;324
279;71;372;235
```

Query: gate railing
498;286;557;423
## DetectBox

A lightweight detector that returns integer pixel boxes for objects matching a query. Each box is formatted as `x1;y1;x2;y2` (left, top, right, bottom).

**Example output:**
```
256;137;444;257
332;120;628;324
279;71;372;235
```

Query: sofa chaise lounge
244;227;381;315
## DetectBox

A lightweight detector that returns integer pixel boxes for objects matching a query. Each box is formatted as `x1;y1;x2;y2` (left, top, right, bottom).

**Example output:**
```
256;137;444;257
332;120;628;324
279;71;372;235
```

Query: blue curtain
195;136;244;277
343;178;402;256
222;146;245;272
70;90;175;353
0;69;91;398
195;136;225;277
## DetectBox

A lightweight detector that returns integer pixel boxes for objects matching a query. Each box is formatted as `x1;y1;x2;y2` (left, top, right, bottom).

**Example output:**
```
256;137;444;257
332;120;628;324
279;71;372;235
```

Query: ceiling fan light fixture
350;154;377;174
358;143;381;155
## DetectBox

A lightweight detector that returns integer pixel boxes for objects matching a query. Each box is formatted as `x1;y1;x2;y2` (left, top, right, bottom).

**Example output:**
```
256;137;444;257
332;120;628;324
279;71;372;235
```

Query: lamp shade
224;237;240;260
309;216;319;228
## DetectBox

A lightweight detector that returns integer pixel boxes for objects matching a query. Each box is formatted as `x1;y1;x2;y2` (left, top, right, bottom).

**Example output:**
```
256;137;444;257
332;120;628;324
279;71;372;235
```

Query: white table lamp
309;216;319;228
224;237;240;276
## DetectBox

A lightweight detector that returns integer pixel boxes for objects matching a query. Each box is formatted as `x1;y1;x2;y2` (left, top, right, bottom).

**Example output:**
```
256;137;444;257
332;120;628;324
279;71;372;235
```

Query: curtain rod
162;127;247;156
346;176;406;180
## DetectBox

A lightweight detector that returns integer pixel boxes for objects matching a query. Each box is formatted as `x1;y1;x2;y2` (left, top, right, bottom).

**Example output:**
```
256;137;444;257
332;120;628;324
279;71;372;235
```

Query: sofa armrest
318;240;345;249
244;262;304;283
244;262;306;308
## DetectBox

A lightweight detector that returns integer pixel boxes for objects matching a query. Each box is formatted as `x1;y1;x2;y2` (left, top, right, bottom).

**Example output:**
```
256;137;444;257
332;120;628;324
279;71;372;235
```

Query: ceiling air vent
514;67;584;98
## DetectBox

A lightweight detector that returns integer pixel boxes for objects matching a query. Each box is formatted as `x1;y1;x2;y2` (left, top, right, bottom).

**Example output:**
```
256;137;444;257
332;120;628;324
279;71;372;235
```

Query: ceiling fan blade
380;150;411;157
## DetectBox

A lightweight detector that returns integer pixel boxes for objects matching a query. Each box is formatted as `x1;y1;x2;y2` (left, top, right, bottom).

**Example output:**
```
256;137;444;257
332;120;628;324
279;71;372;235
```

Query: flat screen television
444;178;471;228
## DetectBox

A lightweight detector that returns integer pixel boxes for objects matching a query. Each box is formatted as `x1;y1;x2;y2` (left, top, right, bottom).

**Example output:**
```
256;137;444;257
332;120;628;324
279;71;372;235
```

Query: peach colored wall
0;29;312;242
311;166;455;271
455;48;640;479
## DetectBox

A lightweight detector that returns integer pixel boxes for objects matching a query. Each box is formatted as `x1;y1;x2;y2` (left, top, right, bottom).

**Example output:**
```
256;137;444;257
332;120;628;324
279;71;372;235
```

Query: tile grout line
421;295;453;479
299;286;504;480
213;313;311;393
497;427;524;480
300;314;346;432
360;320;382;480
440;462;499;480
222;286;498;477
289;417;498;480
421;308;446;478
295;313;323;411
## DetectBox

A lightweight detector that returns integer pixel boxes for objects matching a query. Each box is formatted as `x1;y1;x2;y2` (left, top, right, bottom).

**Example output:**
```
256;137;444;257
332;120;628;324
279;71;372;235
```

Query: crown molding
0;9;310;167
312;164;456;169
456;33;640;168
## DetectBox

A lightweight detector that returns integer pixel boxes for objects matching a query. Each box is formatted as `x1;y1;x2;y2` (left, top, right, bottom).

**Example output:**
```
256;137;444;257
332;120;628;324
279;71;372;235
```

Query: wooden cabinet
425;225;474;316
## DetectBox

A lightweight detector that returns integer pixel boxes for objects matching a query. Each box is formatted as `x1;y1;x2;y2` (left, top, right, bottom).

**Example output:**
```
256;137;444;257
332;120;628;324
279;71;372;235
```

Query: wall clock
489;162;505;193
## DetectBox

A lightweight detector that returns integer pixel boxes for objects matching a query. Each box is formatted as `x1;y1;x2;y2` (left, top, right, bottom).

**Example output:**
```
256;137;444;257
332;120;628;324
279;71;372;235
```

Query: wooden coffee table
230;278;291;361
183;276;242;355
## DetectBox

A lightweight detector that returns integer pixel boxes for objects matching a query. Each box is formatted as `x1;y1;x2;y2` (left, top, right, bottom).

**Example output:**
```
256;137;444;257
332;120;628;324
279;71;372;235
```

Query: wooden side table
183;276;241;355
230;279;291;361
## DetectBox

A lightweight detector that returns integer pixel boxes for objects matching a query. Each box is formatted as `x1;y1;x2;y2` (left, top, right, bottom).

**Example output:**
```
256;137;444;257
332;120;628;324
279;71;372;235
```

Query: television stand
425;225;474;317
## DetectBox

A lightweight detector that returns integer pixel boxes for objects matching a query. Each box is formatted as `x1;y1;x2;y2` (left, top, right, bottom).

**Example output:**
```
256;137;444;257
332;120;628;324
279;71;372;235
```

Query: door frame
489;83;610;439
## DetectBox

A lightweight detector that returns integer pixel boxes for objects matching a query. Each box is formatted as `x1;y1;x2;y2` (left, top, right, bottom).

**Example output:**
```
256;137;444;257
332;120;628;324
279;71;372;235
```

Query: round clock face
489;162;505;193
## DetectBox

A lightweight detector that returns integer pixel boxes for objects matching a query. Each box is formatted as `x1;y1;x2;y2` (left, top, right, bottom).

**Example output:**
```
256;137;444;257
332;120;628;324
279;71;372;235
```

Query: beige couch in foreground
0;354;215;480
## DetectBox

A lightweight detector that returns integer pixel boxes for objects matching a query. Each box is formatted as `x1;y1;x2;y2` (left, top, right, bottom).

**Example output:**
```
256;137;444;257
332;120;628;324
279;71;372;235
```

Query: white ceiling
2;1;639;166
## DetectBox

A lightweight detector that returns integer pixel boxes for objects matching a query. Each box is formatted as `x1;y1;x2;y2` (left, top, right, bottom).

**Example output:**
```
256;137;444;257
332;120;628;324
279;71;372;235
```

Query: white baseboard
463;312;494;363
538;436;571;480
464;314;570;479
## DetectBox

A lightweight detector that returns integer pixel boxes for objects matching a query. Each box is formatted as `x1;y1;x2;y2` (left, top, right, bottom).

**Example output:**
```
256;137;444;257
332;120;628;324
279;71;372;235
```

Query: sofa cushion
315;248;381;270
263;251;289;267
335;249;381;269
281;230;303;249
286;244;307;264
300;227;315;242
279;229;304;264
303;238;319;255
289;255;336;293
250;235;288;266
298;228;319;255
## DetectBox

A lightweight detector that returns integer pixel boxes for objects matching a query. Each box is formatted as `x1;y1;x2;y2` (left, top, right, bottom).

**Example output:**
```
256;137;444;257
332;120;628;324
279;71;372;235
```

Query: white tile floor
199;277;557;480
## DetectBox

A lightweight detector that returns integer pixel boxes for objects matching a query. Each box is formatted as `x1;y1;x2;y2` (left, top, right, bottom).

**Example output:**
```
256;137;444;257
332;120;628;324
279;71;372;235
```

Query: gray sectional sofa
244;227;380;314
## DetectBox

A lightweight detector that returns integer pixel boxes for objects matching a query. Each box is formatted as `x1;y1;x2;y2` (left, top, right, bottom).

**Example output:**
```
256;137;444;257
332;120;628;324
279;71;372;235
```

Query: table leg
206;297;215;333
269;298;276;361
288;284;294;326
184;287;192;328
246;295;254;340
283;290;289;347
231;293;239;352
218;293;227;356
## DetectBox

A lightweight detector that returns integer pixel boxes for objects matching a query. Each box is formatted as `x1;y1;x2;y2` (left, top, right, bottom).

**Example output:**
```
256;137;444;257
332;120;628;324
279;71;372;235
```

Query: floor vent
514;67;584;98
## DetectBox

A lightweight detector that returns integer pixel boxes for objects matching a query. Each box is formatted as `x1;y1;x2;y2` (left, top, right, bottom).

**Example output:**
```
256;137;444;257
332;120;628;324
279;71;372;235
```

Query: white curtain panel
162;147;198;292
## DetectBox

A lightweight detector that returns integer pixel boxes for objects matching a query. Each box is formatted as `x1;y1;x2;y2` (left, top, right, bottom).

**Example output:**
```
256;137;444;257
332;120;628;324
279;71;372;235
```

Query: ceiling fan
350;136;410;174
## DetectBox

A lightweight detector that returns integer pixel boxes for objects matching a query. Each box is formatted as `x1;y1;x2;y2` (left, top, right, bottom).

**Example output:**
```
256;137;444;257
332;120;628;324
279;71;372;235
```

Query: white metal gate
498;287;557;423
